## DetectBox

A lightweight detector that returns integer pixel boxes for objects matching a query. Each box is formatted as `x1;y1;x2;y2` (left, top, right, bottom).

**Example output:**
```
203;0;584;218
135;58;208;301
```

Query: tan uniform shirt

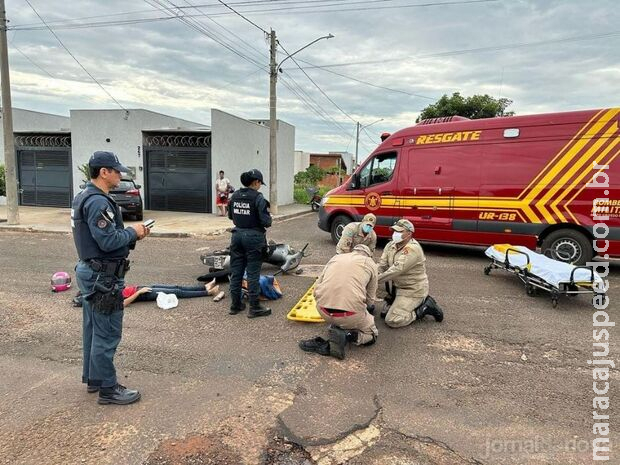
314;252;378;314
336;222;377;254
378;239;429;298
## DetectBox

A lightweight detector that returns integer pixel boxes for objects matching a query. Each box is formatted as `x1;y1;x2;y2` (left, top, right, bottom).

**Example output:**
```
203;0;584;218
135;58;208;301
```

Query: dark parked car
109;179;143;221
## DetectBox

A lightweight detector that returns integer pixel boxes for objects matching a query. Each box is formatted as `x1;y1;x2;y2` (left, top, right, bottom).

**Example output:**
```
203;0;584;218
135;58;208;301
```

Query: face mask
392;231;403;243
362;224;372;234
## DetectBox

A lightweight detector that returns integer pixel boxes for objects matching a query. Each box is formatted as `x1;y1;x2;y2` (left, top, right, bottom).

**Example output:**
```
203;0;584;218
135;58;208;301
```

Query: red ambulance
318;108;620;265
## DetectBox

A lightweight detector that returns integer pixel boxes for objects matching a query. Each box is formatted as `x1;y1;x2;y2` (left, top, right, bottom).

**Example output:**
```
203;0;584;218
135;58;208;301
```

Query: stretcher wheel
484;265;492;275
551;291;559;308
552;298;558;308
526;284;536;296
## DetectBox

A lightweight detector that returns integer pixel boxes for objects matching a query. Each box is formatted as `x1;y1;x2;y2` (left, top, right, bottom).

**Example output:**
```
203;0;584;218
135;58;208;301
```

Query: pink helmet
51;271;72;292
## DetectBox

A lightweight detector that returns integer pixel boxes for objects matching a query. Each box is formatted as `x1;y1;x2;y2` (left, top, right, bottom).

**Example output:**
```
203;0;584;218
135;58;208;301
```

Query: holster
86;276;123;314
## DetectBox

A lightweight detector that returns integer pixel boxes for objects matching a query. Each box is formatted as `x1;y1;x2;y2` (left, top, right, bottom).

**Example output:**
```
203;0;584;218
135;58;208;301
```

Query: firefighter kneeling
299;244;378;360
377;219;443;327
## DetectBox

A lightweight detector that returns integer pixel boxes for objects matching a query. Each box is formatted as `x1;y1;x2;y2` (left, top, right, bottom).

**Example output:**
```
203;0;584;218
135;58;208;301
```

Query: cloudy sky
5;0;619;157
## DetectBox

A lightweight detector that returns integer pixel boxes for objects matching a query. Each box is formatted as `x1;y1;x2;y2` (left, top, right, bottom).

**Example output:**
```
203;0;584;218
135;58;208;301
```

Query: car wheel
135;211;143;221
330;215;352;244
541;229;592;266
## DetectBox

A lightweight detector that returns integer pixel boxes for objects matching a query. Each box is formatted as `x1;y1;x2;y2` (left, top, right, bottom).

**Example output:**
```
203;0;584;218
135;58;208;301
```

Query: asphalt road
0;213;618;465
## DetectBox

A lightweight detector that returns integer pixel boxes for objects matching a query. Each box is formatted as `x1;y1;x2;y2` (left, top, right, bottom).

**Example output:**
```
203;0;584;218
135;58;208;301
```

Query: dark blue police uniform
228;169;272;317
71;153;138;400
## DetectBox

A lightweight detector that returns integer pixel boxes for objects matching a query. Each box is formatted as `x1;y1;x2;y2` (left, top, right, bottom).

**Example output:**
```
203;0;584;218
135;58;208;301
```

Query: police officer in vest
228;169;272;318
72;151;150;405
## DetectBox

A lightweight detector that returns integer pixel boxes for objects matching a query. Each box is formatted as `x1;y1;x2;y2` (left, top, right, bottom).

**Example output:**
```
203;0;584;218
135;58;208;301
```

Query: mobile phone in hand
143;219;155;228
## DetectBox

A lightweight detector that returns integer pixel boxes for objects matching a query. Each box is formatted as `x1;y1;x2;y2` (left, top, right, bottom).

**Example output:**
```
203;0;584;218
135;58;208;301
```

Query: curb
0;210;314;238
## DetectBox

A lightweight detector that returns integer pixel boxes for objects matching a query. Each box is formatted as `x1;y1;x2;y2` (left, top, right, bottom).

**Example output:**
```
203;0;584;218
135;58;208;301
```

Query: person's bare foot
208;285;220;296
213;290;225;302
205;278;217;293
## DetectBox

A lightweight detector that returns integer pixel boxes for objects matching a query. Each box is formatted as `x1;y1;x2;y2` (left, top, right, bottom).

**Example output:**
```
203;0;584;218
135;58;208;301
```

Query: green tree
416;92;515;122
294;164;326;187
78;163;90;182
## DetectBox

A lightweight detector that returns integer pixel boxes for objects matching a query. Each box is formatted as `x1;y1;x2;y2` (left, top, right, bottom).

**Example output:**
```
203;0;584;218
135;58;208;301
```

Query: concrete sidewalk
0;203;313;237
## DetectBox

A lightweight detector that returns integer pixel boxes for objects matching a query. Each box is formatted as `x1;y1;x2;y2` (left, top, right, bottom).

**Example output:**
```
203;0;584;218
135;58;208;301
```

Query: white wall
70;109;206;196
211;109;294;211
0;108;70;163
294;150;310;174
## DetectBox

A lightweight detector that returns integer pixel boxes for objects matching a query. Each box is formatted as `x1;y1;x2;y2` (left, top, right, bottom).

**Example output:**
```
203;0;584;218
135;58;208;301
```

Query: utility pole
354;122;360;168
268;29;278;215
0;0;17;224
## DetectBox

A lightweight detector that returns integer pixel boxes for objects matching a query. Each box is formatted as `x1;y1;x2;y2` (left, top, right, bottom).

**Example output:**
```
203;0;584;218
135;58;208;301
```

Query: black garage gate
16;133;73;207
143;132;212;213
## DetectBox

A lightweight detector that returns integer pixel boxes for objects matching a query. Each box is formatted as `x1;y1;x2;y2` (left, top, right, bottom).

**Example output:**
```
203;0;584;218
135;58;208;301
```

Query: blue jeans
229;230;266;306
75;261;124;388
136;285;210;301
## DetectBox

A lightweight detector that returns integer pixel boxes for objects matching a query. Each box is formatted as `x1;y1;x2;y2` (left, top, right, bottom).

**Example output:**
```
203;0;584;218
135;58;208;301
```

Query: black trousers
229;229;266;306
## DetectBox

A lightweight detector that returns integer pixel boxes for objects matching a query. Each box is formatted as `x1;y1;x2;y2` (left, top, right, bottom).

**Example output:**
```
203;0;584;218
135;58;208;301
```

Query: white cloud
5;0;620;152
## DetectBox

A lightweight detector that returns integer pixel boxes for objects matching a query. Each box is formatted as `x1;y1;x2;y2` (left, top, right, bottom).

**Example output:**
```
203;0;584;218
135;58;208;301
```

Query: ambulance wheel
541;229;593;266
330;215;352;244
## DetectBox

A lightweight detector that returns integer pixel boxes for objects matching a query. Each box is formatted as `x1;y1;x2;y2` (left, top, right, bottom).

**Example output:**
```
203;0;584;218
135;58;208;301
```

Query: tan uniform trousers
318;307;378;345
379;293;426;328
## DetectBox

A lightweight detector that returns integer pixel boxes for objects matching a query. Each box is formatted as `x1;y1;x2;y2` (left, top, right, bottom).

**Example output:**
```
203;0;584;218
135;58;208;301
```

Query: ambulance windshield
358;152;397;189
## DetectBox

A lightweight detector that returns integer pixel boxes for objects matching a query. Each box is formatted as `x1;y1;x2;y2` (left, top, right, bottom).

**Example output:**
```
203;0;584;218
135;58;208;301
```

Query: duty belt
86;258;130;278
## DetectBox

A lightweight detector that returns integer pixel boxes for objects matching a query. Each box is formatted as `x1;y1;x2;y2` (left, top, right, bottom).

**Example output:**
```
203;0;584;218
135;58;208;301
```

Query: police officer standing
72;151;150;405
228;169;272;318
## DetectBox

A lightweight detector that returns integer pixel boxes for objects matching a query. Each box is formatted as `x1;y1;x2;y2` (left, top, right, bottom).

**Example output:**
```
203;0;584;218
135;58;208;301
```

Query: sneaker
97;384;141;405
248;304;271;318
328;326;347;360
299;337;330;356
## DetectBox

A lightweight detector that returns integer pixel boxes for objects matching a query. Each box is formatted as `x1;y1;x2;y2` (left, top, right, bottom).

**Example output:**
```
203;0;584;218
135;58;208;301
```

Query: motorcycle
306;187;322;211
198;241;309;282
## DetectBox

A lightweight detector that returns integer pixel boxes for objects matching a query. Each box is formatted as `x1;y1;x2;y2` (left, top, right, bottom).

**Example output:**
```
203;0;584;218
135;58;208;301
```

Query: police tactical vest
230;188;262;230
71;186;130;261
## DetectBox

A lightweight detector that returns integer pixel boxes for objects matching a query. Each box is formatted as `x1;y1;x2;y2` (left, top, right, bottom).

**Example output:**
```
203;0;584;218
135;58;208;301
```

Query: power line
22;0;126;111
279;41;357;125
201;0;499;17
10;42;54;78
143;0;266;70
282;55;436;100
213;0;269;35
295;30;620;69
9;0;496;30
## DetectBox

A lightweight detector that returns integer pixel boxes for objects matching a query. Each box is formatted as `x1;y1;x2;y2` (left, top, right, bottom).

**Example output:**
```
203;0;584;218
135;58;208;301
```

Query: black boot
346;330;359;343
87;384;99;393
415;297;444;322
299;337;330;356
328;326;347;360
229;301;246;315
248;303;271;318
98;384;141;405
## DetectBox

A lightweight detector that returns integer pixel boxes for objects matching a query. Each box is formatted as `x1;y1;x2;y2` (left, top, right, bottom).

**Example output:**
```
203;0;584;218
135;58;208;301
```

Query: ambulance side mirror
348;173;360;190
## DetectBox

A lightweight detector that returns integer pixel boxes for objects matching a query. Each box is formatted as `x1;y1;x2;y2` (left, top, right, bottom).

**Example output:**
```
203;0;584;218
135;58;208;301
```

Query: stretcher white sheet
485;245;603;288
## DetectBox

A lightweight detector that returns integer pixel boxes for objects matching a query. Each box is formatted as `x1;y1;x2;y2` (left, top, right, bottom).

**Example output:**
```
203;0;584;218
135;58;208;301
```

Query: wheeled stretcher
483;244;604;308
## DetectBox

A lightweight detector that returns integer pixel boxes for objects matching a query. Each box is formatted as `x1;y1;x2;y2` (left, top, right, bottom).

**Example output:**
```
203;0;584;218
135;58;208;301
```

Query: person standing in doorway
216;170;232;216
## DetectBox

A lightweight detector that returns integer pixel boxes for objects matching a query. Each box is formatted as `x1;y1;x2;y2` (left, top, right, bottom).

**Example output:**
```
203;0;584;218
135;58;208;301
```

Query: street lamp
269;32;334;215
355;118;383;166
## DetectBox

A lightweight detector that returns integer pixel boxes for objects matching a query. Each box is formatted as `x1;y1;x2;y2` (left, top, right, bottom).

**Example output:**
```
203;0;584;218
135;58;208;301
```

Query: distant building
0;107;295;213
309;151;354;174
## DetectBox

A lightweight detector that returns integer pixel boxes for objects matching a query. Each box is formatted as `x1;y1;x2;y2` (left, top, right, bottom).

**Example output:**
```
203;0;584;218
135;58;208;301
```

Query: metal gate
144;133;212;213
16;134;72;207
